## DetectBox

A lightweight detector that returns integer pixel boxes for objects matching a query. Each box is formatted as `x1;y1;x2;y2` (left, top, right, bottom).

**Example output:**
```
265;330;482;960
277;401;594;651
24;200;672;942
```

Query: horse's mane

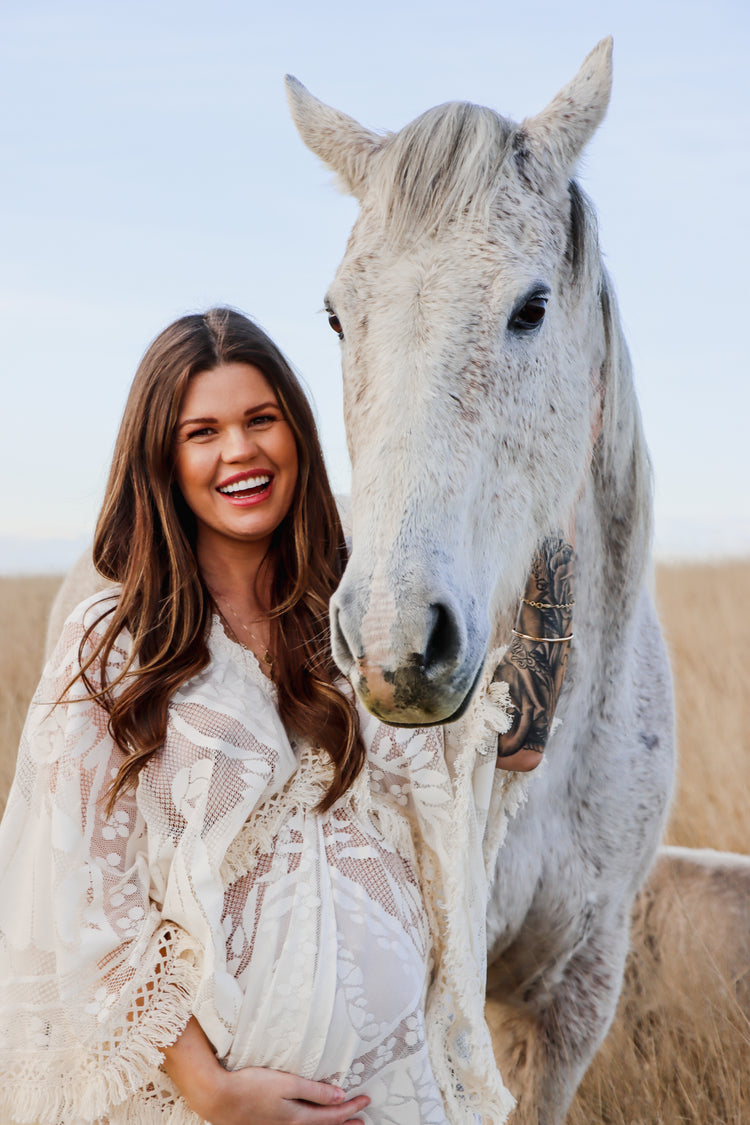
570;182;654;600
373;102;514;238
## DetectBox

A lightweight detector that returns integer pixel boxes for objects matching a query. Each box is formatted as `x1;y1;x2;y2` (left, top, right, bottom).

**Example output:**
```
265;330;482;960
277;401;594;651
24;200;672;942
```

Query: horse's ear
285;76;383;199
520;37;613;176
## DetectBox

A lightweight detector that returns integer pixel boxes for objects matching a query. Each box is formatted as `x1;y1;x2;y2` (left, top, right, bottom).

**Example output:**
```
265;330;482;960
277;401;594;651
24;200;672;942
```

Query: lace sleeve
0;598;202;1125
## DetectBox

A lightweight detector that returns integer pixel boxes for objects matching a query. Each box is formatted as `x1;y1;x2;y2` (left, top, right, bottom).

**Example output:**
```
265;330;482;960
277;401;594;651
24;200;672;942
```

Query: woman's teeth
218;475;271;495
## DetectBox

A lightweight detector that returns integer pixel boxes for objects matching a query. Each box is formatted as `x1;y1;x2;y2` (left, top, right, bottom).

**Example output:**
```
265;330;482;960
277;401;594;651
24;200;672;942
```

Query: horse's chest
487;771;607;964
490;827;594;932
488;835;601;1004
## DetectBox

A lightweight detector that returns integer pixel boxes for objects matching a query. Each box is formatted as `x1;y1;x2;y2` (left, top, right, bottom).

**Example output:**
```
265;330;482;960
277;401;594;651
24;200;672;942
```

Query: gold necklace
211;599;274;672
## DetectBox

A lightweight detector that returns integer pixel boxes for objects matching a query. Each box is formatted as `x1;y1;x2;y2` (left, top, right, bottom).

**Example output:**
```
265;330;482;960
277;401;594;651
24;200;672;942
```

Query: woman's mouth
217;473;272;500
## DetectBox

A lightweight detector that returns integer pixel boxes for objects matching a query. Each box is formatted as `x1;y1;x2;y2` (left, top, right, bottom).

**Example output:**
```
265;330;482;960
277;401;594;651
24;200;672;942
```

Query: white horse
286;39;675;1122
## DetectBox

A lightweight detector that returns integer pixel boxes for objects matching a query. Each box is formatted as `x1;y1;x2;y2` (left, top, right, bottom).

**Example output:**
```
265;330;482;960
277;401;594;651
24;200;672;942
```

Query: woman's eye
510;295;548;332
187;427;214;439
249;414;275;427
327;312;344;339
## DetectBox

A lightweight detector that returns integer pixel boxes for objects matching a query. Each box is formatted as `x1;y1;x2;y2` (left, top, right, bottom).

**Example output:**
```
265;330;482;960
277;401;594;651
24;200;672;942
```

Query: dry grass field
0;575;62;812
1;563;748;1123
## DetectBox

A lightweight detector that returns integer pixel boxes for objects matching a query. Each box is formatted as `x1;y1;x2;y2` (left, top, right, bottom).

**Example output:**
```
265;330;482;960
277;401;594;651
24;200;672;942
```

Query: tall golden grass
566;560;750;1125
0;575;61;813
657;562;750;854
1;563;748;1122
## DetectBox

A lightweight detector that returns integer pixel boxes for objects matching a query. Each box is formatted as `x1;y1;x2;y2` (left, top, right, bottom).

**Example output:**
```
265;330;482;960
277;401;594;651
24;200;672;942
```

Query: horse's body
286;40;675;1122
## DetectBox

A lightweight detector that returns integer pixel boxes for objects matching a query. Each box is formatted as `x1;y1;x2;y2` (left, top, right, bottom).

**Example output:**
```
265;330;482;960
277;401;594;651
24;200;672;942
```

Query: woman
0;308;573;1125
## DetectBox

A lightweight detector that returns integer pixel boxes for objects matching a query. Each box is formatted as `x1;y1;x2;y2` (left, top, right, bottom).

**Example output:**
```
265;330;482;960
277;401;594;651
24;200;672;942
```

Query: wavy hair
75;307;363;812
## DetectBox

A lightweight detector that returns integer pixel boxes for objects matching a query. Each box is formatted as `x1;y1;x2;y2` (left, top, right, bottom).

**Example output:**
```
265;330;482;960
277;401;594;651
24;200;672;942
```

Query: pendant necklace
211;598;274;673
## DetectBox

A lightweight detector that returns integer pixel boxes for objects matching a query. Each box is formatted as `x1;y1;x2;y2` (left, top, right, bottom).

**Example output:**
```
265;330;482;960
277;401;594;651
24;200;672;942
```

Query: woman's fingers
292;1100;370;1124
187;1063;370;1125
287;1077;350;1105
495;746;543;772
286;1079;370;1122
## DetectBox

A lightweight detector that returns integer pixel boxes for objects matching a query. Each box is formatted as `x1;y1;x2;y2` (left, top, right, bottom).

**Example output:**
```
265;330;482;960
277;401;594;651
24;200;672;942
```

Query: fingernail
333;1088;346;1102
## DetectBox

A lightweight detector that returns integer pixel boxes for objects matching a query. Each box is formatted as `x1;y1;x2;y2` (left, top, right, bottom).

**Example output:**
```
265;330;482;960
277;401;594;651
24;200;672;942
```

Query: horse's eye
328;312;344;339
510;296;548;332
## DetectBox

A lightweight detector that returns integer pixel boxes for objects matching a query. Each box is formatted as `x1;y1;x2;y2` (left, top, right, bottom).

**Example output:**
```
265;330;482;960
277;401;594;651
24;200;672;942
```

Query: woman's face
173;362;299;562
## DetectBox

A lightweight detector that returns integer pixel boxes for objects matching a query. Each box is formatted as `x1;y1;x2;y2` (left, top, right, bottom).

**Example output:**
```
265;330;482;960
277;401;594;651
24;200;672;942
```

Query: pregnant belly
221;804;434;1080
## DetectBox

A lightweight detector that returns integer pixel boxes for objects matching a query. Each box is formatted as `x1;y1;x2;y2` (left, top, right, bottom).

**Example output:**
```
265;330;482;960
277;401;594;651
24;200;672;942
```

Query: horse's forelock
370;103;514;239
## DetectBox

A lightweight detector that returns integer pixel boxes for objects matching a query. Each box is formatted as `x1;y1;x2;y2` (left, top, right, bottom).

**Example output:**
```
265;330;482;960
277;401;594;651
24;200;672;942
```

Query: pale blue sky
1;0;748;570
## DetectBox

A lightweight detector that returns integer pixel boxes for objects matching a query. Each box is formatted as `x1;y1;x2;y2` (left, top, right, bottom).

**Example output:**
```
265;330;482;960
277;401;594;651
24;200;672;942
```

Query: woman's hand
193;1066;371;1125
163;1018;371;1125
494;526;576;771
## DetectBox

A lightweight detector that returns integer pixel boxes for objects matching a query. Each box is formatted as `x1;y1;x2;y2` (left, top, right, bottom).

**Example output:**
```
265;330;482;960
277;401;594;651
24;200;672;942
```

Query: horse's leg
486;920;629;1125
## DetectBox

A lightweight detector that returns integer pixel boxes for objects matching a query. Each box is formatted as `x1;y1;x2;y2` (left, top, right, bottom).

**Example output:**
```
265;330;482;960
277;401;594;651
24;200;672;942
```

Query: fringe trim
0;929;201;1125
458;643;533;871
108;1097;204;1125
483;767;532;873
0;1087;204;1125
220;741;418;887
220;743;334;882
465;645;514;752
423;817;517;1124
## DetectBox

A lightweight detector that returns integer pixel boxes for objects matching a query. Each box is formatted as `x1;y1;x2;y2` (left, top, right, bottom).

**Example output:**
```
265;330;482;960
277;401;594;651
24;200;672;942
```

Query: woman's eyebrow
177;415;217;427
245;401;280;413
178;402;280;428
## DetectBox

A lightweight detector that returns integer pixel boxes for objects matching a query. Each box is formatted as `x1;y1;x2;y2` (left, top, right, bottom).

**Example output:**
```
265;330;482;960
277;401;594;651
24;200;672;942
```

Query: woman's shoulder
64;585;123;633
48;585;129;674
32;587;132;711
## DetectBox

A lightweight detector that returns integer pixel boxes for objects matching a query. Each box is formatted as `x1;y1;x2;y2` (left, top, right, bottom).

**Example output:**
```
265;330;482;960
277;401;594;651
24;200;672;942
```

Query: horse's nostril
424;602;462;675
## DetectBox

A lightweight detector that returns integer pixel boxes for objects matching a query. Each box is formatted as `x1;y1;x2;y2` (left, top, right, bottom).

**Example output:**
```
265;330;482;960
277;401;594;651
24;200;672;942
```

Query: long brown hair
77;307;363;812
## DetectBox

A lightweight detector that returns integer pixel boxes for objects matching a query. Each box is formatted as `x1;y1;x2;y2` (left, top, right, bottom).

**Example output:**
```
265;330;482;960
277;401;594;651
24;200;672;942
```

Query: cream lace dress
0;592;527;1125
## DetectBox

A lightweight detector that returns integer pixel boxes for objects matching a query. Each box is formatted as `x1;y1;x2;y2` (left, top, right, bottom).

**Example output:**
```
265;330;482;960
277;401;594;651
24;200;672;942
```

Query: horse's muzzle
331;591;484;725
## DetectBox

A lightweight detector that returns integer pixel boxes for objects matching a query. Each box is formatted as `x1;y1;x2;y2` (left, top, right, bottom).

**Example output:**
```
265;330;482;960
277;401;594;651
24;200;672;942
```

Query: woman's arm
494;528;575;772
163;1017;370;1125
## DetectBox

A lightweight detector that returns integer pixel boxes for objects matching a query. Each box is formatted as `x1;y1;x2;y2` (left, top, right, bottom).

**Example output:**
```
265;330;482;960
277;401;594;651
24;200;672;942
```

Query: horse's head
287;40;614;724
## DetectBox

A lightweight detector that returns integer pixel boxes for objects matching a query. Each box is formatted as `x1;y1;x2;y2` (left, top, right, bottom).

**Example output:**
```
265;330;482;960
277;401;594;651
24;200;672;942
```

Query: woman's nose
223;426;259;461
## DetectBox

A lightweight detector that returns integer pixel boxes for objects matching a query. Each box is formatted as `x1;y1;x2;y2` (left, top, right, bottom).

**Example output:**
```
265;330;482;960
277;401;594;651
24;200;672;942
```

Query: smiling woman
0;308;384;1125
83;308;362;815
